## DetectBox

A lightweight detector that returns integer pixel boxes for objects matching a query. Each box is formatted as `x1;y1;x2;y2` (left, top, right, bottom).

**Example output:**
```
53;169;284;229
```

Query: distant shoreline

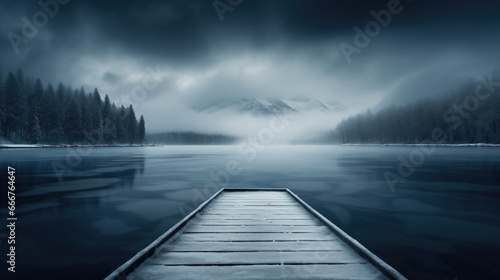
2;143;499;149
342;143;500;147
0;144;161;149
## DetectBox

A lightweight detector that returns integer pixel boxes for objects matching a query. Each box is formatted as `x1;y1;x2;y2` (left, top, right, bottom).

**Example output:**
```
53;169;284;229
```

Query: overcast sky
1;0;500;136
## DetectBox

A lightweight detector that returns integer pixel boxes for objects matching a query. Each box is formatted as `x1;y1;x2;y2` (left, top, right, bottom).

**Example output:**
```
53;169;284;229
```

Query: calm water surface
0;145;499;280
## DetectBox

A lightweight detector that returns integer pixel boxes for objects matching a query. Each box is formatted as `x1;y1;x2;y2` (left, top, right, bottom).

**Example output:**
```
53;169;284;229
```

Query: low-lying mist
145;96;360;143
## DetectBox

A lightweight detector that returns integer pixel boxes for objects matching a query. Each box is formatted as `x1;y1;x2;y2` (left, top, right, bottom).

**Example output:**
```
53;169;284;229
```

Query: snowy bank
0;144;160;149
342;143;500;147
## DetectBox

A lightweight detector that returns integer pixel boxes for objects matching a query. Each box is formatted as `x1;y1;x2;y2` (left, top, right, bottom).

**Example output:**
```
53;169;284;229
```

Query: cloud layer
1;0;499;136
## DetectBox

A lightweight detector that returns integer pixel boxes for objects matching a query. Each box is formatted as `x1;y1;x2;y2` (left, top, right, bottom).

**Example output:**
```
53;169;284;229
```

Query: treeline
335;78;500;144
147;132;239;145
0;69;145;144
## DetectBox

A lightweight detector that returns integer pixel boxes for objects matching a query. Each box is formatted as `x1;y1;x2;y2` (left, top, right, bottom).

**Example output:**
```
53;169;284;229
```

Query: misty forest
0;69;145;145
334;77;500;144
147;132;239;145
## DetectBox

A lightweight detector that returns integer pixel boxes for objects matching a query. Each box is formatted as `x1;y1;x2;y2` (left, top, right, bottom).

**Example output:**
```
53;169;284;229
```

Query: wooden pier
105;189;406;280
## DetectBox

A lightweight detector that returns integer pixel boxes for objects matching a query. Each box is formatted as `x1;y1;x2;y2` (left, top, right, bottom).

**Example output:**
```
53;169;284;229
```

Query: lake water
0;145;499;280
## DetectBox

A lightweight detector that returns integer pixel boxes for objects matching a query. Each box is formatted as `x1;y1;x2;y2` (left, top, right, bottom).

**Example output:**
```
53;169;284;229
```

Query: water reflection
0;149;146;280
0;146;499;280
15;154;145;216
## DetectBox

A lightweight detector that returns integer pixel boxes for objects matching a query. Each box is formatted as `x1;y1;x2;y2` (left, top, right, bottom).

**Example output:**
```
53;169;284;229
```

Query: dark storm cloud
3;0;499;66
102;71;120;84
1;0;500;133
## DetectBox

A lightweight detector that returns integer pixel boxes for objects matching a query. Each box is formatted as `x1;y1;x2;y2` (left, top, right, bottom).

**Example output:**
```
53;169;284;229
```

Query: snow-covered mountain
281;96;329;112
193;96;345;116
324;100;346;111
194;97;296;116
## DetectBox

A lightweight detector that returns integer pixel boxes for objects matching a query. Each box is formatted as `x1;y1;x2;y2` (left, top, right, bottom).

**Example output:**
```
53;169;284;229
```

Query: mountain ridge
193;96;345;116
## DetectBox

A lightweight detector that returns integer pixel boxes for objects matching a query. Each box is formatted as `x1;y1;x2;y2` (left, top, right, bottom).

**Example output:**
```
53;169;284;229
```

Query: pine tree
39;84;50;140
89;100;103;144
138;115;146;144
102;94;112;120
127;105;137;144
17;69;30;142
44;83;64;143
4;72;26;142
64;95;82;144
30;113;42;144
117;105;128;143
110;102;119;143
56;83;66;105
102;94;115;143
92;88;103;109
27;79;44;143
80;95;93;139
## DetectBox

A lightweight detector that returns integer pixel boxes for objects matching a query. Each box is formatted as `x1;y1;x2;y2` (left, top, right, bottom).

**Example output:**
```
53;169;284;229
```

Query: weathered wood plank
200;212;310;216
129;264;387;280
219;196;292;199
202;209;306;213
211;203;298;206
205;206;302;210
214;198;293;201
195;217;315;221
176;232;337;242
220;196;290;198
212;199;297;202
162;241;350;252
193;219;322;226
221;194;289;197
150;251;366;265
201;210;307;214
183;225;328;233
